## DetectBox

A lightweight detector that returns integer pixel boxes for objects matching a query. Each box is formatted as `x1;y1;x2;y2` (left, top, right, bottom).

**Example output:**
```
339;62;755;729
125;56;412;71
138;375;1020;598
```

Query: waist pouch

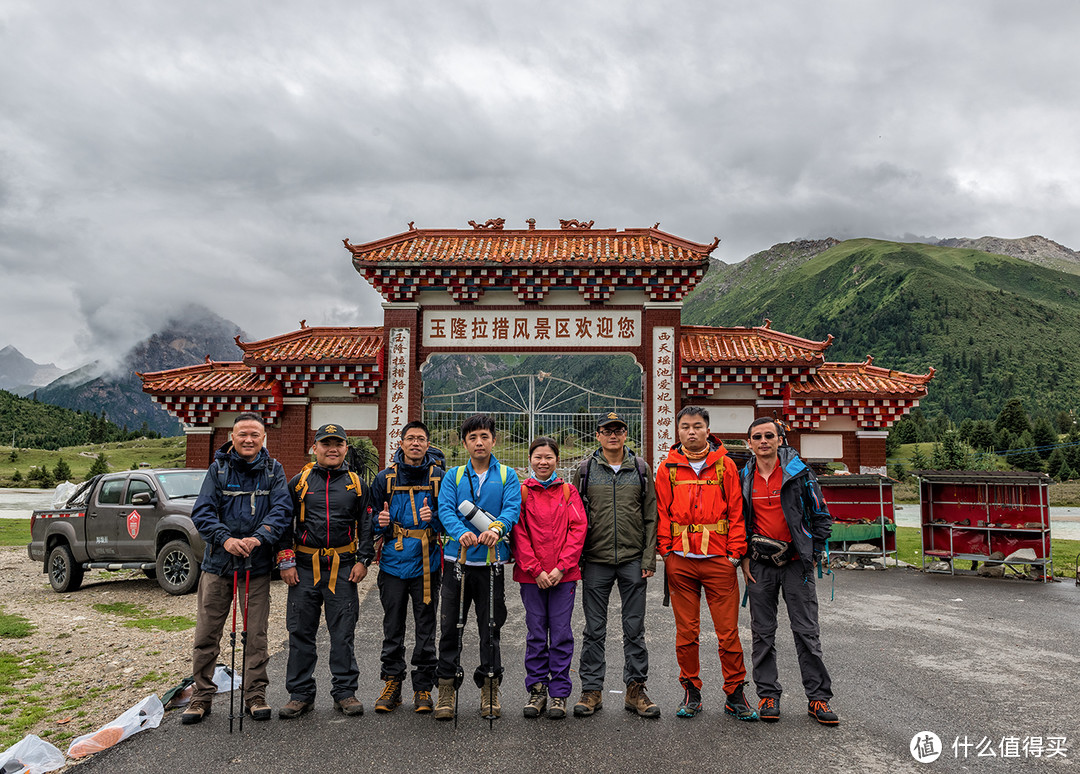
750;534;795;567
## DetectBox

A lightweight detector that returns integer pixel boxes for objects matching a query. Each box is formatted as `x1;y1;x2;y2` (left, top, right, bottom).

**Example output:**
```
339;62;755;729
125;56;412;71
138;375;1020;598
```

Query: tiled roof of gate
680;325;832;365
237;326;383;364
344;224;718;266
138;362;268;394
793;360;935;396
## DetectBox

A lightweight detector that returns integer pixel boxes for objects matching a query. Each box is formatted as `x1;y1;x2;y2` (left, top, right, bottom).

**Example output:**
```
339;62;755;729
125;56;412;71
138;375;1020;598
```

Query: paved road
75;565;1079;773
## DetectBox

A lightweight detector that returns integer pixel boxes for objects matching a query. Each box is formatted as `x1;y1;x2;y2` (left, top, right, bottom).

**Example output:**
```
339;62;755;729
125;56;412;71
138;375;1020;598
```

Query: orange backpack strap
294;463;315;523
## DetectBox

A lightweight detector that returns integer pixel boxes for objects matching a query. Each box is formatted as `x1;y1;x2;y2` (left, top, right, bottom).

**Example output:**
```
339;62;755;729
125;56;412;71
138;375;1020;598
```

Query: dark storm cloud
1;0;1079;366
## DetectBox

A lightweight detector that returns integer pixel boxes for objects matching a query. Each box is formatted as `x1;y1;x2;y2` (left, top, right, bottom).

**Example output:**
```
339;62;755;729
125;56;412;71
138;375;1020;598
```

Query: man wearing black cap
572;412;659;718
277;423;374;719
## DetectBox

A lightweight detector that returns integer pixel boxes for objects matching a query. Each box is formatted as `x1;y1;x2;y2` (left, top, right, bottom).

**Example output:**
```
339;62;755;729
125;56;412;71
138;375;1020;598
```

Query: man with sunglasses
739;417;838;726
572;412;659;718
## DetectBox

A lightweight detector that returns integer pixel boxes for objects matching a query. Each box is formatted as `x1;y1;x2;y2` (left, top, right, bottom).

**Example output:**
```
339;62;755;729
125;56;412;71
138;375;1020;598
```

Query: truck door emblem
126;510;141;539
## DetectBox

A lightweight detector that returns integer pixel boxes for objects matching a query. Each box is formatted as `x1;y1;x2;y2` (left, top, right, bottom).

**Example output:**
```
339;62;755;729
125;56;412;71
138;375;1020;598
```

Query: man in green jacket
571;412;659;718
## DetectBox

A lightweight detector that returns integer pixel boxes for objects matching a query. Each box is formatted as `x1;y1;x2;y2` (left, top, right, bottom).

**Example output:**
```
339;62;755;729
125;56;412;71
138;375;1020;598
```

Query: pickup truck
28;469;207;595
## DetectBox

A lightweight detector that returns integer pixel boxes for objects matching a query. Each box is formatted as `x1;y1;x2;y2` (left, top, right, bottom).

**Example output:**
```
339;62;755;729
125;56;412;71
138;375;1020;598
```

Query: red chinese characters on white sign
652;327;676;465
384;328;411;465
423;310;641;348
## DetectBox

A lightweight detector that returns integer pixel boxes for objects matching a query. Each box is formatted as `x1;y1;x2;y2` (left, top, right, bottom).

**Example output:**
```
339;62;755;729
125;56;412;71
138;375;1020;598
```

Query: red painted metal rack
915;470;1053;582
818;474;897;565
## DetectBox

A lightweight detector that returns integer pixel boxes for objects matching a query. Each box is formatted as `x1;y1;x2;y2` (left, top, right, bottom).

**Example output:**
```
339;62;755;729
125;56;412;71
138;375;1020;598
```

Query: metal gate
423;373;642;476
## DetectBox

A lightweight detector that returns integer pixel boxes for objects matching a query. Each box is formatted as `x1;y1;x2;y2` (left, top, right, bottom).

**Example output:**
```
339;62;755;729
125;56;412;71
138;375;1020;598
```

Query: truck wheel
156;539;200;595
48;544;84;593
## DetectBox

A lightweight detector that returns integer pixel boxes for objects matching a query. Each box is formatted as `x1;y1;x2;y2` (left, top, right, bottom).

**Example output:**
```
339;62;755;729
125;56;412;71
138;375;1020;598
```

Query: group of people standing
180;405;838;727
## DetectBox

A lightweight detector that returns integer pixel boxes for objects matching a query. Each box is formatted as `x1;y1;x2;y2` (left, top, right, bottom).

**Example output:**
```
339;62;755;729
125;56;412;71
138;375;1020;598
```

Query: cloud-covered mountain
0;346;69;395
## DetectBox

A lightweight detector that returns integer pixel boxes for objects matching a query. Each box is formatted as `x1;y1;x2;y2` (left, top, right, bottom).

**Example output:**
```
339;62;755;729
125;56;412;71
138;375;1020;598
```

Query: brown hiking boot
374;679;402;713
547;697;567;719
573;690;603;717
414;690;434;713
180;700;211;725
245;697;271;721
433;678;456;721
625;681;660;718
334;696;364;716
523;683;547;718
480;677;501;718
278;699;313;719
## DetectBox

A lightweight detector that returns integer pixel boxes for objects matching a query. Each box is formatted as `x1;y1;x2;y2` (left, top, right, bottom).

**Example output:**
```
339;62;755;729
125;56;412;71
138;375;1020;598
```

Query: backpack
213;457;273;515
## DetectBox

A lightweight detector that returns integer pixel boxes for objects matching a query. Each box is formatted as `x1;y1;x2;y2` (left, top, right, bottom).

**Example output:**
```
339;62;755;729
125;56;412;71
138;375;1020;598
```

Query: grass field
0;437;188;486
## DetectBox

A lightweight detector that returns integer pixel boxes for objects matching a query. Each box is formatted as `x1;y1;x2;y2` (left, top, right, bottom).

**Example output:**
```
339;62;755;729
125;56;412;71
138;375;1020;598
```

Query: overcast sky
3;0;1079;368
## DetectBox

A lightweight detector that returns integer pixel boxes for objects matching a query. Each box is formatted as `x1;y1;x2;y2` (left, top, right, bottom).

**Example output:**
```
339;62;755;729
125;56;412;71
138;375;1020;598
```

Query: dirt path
0;546;380;754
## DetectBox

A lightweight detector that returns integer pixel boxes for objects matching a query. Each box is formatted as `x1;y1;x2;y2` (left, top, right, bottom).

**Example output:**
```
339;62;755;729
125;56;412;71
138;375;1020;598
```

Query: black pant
436;563;506;688
285;560;359;702
378;569;440;692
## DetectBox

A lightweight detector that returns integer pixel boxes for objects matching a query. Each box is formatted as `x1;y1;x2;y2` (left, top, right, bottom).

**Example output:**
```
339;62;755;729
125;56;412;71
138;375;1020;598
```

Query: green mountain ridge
683;238;1080;423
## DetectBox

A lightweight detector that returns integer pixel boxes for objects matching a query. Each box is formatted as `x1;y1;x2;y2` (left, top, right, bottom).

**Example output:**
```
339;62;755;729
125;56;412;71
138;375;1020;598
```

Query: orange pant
666;552;746;693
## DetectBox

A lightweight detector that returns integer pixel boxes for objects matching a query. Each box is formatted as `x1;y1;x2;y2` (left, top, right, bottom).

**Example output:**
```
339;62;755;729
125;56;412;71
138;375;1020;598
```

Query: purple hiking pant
519;582;577;698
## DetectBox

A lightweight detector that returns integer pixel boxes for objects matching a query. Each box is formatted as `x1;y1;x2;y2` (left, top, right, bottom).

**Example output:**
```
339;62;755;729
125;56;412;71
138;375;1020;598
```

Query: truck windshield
155;471;207;499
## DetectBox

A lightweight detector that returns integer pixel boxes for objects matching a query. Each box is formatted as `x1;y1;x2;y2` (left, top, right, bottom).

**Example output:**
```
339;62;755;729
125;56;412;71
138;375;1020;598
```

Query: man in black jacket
277;423;374;718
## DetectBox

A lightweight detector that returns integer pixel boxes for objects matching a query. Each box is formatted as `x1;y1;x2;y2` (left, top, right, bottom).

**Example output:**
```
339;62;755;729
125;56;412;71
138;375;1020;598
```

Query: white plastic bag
0;734;65;774
50;482;77;510
213;664;240;693
66;695;164;758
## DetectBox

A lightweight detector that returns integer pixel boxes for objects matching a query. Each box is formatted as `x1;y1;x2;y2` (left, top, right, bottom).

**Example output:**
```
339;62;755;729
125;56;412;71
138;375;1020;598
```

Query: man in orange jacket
656;406;757;721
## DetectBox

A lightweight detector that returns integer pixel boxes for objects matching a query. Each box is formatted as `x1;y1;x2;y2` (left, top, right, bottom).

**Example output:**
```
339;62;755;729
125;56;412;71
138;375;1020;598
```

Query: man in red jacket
655;406;757;721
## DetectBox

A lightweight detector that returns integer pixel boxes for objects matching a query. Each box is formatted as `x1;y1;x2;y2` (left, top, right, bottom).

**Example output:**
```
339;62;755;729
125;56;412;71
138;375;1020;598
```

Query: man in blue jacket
182;412;292;725
433;414;521;721
739;417;838;726
370;420;445;714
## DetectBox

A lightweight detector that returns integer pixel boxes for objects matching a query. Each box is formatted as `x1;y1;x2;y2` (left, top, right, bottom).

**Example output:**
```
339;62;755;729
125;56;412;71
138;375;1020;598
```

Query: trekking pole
453;545;467;729
228;560;239;734
484;555;497;730
238;555;252;732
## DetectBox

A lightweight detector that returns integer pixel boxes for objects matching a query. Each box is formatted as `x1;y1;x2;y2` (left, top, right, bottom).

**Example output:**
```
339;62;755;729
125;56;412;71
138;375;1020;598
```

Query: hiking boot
278;699;313;719
523;683;547;718
758;696;780;723
624;681;660;718
180;700;211;725
334;696;364;716
808;699;839;726
414;690;434;713
676;683;702;718
245;697;271;721
724;685;759;721
480;677;501;719
433;678;456;721
573;690;603;717
374;679;402;713
547;697;567;719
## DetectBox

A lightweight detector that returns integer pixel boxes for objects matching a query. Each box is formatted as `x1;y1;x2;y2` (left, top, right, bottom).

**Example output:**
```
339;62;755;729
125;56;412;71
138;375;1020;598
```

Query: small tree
53;459;73;481
1006;432;1043;473
87;453;110;477
37;468;55;489
968;420;996;452
1046;448;1067;479
1031;416;1058;460
909;446;931;472
1058;464;1074;482
995;397;1032;437
11;469;22;483
7;449;16;463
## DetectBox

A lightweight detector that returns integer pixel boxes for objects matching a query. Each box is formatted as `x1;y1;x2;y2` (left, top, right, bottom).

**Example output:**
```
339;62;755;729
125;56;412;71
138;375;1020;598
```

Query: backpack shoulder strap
635;454;648;494
561;482;572;504
429;464;442;499
454;466;466;486
295;462;315;523
578;458;591;491
348;471;362;495
499;463;508;485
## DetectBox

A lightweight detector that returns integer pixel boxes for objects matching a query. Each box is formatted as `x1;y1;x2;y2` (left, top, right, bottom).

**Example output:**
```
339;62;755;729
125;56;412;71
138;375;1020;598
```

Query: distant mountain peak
933;235;1080;274
0;345;67;394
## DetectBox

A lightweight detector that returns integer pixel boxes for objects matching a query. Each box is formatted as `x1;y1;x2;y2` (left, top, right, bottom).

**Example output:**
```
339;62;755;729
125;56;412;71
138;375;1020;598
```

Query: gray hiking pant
747;559;832;702
285;559;360;702
578;560;649;690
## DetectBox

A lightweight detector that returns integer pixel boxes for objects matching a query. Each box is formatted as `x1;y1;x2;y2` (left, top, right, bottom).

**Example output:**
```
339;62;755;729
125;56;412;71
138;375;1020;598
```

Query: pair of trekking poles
452;546;499;731
229;556;252;734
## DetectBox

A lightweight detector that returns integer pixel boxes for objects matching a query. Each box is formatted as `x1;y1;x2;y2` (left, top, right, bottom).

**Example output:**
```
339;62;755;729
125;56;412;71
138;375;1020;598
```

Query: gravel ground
0;546;377;753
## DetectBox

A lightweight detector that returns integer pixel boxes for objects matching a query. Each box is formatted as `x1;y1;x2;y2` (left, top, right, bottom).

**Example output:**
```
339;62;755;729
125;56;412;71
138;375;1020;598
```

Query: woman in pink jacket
512;436;588;720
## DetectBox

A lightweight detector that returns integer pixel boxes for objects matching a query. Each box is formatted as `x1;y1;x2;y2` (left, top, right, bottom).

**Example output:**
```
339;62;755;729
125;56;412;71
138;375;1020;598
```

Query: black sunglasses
750;432;777;440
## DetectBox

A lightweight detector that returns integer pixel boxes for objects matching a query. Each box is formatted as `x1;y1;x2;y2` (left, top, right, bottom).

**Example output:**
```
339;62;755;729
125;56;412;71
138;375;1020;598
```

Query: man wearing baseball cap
571;412;659;718
277;423;374;718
